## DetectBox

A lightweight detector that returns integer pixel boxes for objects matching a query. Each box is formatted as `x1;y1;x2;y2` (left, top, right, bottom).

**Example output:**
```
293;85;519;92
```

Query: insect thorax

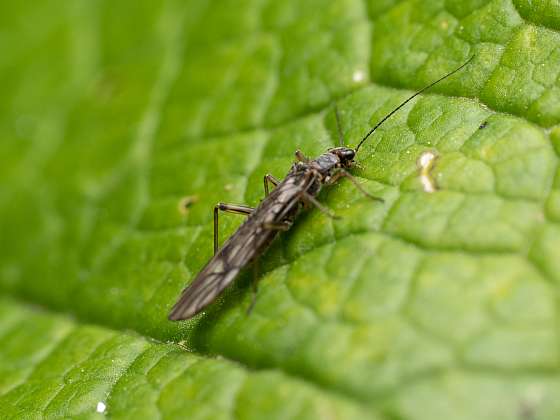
312;152;341;176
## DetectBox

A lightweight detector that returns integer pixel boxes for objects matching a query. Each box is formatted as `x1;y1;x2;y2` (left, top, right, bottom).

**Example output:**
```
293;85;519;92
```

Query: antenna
355;56;474;153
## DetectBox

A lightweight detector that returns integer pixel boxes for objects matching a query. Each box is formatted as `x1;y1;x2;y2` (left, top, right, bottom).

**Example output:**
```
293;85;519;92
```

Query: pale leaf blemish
519;385;544;420
418;150;438;193
178;195;199;215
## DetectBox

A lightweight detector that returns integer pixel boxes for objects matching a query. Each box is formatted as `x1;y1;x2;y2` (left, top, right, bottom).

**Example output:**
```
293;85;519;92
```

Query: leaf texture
1;0;559;418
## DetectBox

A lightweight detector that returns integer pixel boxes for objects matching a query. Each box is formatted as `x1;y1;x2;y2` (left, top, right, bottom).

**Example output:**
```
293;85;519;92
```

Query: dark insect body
168;57;473;321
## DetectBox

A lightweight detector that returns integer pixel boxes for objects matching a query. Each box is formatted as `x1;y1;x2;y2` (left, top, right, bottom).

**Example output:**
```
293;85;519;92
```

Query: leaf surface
1;0;560;418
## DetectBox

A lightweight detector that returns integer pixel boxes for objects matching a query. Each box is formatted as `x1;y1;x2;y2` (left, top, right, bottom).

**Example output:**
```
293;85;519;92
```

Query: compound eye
343;149;355;159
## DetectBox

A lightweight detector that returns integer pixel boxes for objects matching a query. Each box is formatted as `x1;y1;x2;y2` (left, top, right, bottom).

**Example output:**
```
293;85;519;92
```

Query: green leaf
1;0;559;418
0;297;370;419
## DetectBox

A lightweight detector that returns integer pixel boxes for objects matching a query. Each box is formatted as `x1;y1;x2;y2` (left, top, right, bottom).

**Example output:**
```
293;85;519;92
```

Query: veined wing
168;171;312;321
168;220;272;320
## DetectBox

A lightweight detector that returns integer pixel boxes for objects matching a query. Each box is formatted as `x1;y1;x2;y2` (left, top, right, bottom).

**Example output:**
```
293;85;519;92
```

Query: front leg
295;150;309;163
328;169;384;202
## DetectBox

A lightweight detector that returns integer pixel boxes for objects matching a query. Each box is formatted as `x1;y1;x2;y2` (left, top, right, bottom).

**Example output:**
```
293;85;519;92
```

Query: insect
168;57;473;321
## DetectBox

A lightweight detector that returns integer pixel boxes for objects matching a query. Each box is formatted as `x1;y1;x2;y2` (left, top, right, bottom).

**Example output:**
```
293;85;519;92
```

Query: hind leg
213;203;254;254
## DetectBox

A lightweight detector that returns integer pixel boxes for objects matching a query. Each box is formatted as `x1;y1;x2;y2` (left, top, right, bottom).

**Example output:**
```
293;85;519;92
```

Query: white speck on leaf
352;70;365;83
419;151;436;168
96;401;106;413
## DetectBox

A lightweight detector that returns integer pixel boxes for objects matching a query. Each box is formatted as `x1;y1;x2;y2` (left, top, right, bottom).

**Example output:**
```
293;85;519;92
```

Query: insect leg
214;203;254;255
263;174;280;196
334;104;345;147
262;220;292;231
295;150;309;163
301;192;340;219
331;169;384;202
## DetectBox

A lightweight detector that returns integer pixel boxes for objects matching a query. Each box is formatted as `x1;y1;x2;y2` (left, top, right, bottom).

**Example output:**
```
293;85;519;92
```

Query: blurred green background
1;0;560;418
